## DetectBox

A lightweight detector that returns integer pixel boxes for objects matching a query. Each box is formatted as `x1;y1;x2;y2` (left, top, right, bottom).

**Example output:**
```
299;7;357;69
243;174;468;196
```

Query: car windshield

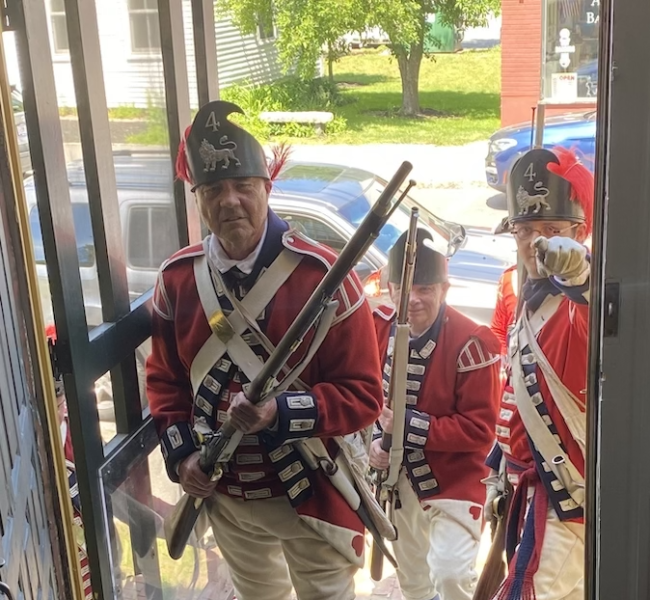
336;175;459;256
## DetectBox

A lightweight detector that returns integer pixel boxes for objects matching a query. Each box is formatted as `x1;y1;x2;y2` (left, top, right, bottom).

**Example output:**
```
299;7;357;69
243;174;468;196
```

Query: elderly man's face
389;281;450;337
195;177;271;259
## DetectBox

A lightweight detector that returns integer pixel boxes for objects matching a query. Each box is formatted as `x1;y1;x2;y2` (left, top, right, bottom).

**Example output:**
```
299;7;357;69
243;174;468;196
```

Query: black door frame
587;0;650;596
4;0;218;596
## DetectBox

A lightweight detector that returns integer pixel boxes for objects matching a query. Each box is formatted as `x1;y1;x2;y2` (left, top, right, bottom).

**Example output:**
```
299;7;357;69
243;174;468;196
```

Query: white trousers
205;493;357;600
531;507;584;600
392;471;483;600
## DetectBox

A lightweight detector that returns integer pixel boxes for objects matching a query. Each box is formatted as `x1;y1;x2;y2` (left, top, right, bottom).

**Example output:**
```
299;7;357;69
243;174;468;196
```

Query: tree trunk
328;54;335;84
396;41;424;116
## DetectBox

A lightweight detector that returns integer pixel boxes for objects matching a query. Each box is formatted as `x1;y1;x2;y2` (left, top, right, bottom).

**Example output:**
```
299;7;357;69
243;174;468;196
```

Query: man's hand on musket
369;439;390;471
178;452;219;498
378;405;394;434
228;391;278;433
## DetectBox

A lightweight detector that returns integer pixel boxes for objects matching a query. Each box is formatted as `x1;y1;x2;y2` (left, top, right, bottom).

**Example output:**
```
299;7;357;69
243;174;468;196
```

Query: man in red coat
485;146;593;600
491;264;518;357
146;100;384;600
369;229;501;600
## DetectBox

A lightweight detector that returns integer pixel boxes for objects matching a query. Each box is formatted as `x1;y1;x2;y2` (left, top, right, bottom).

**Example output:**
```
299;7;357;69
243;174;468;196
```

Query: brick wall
501;0;543;126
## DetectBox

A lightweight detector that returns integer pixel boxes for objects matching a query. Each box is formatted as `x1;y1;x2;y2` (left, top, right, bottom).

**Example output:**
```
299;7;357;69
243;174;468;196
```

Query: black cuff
160;421;199;483
404;408;430;450
263;392;318;447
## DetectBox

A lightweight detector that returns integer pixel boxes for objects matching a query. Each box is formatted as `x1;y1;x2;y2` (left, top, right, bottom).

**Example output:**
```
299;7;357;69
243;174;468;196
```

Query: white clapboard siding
49;0;283;109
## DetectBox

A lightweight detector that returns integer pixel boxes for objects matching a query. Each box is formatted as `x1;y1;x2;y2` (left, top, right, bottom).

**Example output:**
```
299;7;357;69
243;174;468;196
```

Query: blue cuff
160;421;200;483
263;392;318;447
404;408;430;450
486;442;503;471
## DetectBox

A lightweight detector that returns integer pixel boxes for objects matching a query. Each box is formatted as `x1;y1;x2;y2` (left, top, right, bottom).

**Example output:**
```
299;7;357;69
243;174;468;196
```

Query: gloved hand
534;236;589;284
482;470;502;523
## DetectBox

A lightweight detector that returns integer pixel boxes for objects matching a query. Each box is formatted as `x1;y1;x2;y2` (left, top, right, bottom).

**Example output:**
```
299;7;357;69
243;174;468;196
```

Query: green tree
365;0;499;115
217;0;364;83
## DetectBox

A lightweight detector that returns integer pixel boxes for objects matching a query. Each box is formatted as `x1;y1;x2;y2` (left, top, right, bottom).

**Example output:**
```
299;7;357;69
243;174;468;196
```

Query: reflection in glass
101;429;235;599
97;372;117;446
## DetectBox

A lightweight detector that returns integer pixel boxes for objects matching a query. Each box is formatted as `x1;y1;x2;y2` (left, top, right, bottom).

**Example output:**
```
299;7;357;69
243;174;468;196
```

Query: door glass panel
100;425;234;599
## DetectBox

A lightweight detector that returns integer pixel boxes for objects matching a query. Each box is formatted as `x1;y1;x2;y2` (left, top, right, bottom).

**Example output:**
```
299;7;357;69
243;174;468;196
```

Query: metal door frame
586;0;650;596
2;0;219;597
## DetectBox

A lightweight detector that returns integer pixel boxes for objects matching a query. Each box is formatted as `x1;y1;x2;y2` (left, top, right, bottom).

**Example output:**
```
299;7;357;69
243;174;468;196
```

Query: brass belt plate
209;310;235;343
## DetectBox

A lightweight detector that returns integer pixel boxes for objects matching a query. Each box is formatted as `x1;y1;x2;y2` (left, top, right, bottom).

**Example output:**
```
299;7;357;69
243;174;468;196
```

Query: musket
473;477;513;600
475;254;526;598
370;206;419;582
165;162;416;560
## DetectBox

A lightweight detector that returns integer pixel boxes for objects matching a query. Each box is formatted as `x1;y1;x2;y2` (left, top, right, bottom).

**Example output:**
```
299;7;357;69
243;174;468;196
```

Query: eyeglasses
510;223;578;241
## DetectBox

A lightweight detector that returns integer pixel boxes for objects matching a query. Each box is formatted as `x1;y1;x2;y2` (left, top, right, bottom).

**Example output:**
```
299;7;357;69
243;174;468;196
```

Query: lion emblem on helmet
199;136;241;171
516;182;551;215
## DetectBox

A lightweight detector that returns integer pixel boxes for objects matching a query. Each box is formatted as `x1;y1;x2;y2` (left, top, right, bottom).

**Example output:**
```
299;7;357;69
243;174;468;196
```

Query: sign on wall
542;0;600;102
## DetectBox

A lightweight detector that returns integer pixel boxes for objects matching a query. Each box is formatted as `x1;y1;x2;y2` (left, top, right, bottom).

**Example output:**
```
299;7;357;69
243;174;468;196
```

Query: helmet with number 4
506;147;594;236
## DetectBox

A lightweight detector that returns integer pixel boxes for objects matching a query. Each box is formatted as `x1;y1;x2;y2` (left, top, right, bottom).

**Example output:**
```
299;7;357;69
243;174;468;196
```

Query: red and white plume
268;142;292;181
175;125;193;185
547;146;594;235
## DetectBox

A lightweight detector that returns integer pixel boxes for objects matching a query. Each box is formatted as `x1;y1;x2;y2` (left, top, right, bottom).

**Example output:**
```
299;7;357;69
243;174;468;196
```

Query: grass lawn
319;46;501;145
93;47;501;147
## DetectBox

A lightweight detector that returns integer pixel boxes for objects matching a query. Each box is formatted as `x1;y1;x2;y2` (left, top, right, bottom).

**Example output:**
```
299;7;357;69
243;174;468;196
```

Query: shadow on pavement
486;192;507;210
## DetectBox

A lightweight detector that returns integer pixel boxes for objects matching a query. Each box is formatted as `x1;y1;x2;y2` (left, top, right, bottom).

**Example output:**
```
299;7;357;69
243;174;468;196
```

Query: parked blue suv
485;109;597;192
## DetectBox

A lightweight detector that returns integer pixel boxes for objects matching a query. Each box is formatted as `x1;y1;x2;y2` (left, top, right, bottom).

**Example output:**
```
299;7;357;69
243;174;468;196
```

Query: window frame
256;16;277;42
127;0;161;54
50;0;70;54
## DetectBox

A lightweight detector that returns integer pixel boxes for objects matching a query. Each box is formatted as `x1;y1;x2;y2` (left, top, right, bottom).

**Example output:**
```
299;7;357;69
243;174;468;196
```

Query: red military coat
147;217;383;564
374;304;501;507
495;293;587;522
491;264;518;356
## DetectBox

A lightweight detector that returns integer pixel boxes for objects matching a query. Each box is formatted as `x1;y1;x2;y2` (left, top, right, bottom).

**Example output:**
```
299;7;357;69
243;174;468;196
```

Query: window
277;213;347;252
257;16;276;41
50;0;69;53
542;0;600;101
275;212;374;281
128;0;161;53
127;206;178;269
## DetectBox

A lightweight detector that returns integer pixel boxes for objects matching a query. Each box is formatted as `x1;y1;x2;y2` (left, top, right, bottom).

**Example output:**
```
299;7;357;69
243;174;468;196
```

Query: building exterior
25;0;284;109
500;0;599;126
